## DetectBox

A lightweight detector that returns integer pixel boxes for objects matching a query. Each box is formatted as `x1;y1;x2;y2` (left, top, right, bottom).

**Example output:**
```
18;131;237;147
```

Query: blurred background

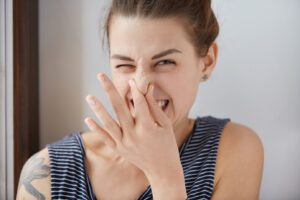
3;0;299;199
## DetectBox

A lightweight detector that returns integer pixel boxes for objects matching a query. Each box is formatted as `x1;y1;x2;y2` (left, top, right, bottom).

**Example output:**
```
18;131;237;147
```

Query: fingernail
97;73;106;83
129;79;134;87
85;117;92;125
85;118;95;129
149;84;154;95
86;96;96;106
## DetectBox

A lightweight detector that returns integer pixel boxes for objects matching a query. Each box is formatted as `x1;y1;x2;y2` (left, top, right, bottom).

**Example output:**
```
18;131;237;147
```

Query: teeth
130;99;169;110
157;100;168;110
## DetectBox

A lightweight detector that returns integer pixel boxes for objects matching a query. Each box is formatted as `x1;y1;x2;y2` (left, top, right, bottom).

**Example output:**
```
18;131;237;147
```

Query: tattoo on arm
18;153;50;200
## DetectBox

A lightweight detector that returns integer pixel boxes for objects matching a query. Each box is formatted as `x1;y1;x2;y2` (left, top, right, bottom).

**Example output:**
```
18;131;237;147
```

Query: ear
197;42;218;82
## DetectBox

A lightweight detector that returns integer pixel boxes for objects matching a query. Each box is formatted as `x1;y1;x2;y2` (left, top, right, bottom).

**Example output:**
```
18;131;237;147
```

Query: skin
16;16;264;200
16;149;51;200
17;152;50;200
107;16;207;148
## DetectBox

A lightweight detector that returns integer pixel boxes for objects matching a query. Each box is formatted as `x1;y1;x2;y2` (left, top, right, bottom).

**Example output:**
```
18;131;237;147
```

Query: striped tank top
47;115;231;200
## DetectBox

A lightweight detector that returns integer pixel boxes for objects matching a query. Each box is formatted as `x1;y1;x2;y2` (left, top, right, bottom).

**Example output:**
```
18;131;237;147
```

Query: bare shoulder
16;147;51;200
213;121;264;200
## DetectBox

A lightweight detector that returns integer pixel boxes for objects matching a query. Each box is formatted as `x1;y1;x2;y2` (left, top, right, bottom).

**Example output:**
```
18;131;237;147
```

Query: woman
16;0;264;199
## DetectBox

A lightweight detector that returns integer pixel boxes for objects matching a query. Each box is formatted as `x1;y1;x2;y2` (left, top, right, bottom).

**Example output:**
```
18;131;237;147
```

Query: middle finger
97;72;134;132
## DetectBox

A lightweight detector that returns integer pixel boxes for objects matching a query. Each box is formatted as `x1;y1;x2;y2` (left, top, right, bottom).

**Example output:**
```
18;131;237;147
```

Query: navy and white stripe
47;115;230;200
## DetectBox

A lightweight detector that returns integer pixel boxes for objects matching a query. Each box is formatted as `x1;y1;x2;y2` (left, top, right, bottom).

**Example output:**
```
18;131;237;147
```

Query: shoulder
213;121;264;199
218;121;264;158
16;148;51;200
80;131;108;155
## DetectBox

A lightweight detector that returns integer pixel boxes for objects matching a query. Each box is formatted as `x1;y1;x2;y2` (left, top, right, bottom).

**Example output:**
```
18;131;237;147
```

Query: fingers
97;73;134;131
129;79;153;125
84;117;115;147
145;84;170;128
86;95;122;143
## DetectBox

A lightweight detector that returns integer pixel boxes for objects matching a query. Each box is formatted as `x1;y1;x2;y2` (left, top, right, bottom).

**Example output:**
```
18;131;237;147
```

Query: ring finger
84;117;115;147
86;94;122;144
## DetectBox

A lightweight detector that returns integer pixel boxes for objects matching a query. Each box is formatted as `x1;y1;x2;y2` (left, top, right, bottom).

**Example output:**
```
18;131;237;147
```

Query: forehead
109;16;192;55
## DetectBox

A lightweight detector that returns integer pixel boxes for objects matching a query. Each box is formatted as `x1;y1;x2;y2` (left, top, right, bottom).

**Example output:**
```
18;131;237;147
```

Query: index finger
129;79;154;125
97;73;134;131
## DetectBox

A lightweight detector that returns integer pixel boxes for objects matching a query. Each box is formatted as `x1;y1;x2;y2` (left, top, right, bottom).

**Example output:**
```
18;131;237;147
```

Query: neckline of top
75;116;201;200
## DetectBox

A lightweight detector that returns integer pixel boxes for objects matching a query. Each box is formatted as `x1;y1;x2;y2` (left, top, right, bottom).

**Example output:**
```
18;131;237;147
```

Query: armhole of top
75;131;98;200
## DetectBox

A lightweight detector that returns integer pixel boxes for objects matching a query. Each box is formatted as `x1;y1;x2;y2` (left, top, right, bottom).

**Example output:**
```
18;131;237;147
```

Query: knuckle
93;104;101;113
112;101;123;112
105;82;114;92
94;127;104;134
92;100;103;112
122;137;135;150
104;120;116;131
138;122;151;130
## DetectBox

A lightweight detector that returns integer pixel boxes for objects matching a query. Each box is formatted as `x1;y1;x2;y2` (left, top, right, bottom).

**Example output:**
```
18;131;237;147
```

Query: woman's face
108;16;206;125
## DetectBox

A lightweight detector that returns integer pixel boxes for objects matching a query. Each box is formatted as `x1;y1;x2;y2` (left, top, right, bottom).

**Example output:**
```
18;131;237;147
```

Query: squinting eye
157;60;176;65
115;65;134;68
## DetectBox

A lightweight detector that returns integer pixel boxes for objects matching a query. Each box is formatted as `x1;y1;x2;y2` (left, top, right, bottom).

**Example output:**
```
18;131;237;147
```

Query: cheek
167;73;199;110
172;82;198;102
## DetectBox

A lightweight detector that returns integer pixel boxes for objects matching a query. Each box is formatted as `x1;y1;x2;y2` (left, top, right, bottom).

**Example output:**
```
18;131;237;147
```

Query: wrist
144;157;184;181
146;169;187;200
146;169;185;186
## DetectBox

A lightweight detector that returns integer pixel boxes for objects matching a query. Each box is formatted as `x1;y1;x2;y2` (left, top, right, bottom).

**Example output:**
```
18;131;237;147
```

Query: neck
173;117;195;148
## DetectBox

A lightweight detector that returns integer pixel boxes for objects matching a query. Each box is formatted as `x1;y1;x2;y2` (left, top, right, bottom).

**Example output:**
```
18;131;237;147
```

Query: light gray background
1;0;14;198
39;1;300;199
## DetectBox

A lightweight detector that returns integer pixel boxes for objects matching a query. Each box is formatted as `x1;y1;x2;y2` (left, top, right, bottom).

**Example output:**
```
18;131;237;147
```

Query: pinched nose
133;72;152;95
129;79;151;95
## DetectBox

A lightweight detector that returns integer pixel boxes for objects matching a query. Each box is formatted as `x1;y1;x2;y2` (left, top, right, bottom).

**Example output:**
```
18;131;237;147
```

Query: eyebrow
111;48;182;61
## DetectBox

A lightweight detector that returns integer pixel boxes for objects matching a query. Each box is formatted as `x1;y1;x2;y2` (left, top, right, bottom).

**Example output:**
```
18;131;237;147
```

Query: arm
16;148;51;200
211;122;264;200
146;165;188;200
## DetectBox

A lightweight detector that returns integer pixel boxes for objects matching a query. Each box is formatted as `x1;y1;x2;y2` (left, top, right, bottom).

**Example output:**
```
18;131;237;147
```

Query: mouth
130;99;169;112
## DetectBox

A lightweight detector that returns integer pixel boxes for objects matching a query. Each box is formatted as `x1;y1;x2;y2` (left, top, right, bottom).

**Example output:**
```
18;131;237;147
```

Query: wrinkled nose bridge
134;69;151;95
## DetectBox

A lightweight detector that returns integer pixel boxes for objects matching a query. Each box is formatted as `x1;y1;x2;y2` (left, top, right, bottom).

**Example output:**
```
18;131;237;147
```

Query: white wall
39;1;300;199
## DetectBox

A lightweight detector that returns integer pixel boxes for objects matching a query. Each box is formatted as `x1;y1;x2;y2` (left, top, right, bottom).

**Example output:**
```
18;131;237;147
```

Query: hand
84;72;182;177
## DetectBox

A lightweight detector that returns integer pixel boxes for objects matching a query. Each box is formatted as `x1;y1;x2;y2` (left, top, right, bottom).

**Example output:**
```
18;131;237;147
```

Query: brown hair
102;0;219;57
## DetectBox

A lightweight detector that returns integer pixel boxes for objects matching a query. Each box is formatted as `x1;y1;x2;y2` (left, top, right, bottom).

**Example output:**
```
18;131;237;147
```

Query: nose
133;68;153;95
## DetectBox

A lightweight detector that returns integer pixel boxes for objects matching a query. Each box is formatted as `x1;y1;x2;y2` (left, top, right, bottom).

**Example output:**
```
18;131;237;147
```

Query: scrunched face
108;15;214;128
